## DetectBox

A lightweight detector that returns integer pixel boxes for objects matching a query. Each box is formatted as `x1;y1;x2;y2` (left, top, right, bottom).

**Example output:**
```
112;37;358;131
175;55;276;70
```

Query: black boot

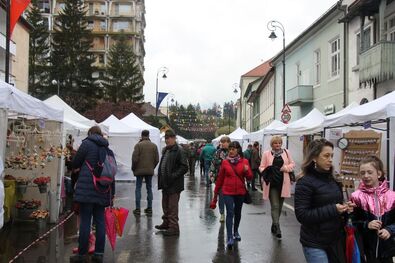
275;224;282;239
70;255;88;263
271;224;277;234
91;254;104;263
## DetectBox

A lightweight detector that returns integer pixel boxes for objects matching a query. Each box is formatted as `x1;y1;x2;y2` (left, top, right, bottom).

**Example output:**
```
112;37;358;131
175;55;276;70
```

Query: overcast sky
143;0;337;109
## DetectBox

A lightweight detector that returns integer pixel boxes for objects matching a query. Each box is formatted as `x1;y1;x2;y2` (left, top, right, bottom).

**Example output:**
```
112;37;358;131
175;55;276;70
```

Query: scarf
227;155;240;164
271;149;283;158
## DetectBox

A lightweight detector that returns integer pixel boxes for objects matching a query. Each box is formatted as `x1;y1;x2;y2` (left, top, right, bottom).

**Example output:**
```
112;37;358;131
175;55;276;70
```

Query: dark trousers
161;192;181;231
188;158;196;175
223;195;244;240
78;202;105;255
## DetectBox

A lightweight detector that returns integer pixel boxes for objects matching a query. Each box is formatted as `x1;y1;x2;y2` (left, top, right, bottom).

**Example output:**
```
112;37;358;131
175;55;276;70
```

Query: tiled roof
242;59;272;77
142;102;166;117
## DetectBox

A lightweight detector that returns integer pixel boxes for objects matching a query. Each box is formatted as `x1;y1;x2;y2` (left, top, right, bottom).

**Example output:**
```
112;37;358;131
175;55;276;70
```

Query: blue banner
156;92;169;110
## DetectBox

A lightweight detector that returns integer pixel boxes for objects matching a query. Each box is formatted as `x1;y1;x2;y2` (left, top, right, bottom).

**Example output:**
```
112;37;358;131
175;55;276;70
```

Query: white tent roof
287;108;325;136
322;102;359;127
44;95;95;127
322;91;395;127
242;129;264;142
100;115;139;136
263;120;287;135
0;80;63;121
229;127;248;140
120;112;159;133
176;135;189;144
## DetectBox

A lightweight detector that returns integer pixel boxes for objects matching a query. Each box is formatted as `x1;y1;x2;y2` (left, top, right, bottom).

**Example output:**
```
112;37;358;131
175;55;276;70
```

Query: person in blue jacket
200;141;216;186
70;126;115;263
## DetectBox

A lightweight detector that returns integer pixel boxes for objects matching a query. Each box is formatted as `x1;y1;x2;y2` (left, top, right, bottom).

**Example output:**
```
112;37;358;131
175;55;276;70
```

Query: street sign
281;104;291;123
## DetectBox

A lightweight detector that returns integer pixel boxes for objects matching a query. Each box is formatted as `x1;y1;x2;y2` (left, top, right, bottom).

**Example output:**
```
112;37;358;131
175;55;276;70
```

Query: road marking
257;187;295;212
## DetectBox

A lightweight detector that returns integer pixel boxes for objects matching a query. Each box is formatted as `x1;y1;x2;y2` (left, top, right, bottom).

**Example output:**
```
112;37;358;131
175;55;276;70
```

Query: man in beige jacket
132;130;159;216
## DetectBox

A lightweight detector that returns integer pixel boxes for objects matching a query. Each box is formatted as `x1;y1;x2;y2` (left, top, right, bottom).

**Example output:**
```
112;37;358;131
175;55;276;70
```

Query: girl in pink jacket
350;155;395;263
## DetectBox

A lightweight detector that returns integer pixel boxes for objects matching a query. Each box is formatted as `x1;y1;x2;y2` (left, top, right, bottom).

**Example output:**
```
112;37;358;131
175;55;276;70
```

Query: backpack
86;147;117;193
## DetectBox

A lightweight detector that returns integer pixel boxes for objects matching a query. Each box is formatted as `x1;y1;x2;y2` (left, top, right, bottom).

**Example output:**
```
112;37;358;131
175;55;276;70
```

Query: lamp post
155;67;168;117
51;79;60;96
267;20;286;107
230;83;238;133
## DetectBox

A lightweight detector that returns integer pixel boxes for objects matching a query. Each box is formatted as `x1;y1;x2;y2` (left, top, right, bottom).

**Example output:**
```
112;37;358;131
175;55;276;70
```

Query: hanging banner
156;92;168;110
10;0;32;36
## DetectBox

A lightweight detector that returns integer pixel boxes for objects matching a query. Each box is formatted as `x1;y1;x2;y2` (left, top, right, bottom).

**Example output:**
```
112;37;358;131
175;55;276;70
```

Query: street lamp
229;83;239;133
51;79;60;96
232;83;240;128
267;20;286;107
155;66;168;117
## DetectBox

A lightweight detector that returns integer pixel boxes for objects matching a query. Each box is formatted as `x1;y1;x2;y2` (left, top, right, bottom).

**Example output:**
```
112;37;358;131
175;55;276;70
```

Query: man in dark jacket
155;129;188;236
70;126;115;263
132;130;159;216
187;142;197;176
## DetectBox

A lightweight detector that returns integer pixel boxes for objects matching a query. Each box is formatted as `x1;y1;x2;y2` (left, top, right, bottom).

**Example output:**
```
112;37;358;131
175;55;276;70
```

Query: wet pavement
0;167;306;263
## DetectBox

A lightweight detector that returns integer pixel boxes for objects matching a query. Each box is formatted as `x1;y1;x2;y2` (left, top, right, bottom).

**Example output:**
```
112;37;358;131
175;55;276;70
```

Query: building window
100;4;106;15
356;26;372;65
329;38;340;78
100;21;106;31
88;3;94;15
252;98;260;131
119;4;131;15
87;21;94;30
314;49;321;85
385;15;395;41
98;54;104;64
113;21;129;31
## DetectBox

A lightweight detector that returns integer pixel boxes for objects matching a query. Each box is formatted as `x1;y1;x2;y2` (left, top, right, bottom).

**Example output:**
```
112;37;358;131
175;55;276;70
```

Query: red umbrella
114;207;129;237
105;207;117;250
345;219;361;263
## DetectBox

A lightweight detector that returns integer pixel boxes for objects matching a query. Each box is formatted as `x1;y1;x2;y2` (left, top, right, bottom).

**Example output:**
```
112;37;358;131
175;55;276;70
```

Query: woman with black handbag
210;141;252;250
259;135;295;239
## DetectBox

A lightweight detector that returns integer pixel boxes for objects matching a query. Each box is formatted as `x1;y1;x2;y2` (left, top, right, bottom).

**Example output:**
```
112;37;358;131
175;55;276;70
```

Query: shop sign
328;128;342;141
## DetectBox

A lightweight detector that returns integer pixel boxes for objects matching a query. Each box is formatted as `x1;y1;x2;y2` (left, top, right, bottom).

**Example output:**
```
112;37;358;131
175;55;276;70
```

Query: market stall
0;80;64;227
322;91;395;191
212;127;248;147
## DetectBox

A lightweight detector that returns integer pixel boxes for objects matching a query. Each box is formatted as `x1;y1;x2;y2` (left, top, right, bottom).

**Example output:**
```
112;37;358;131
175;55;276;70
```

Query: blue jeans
135;175;153;209
303;246;329;263
223;195;244;240
218;189;224;214
204;160;211;185
78;203;105;255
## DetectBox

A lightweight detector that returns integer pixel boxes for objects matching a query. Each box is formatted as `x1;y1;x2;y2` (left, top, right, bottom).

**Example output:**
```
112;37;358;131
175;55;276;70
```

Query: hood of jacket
358;180;389;195
86;134;109;147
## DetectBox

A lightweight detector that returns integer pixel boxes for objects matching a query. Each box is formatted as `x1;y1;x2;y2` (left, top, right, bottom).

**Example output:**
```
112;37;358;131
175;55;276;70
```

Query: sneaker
233;232;241;241
219;214;225;223
227;238;234;249
163;229;180;236
155;223;169;230
144;208;152;216
133;208;141;216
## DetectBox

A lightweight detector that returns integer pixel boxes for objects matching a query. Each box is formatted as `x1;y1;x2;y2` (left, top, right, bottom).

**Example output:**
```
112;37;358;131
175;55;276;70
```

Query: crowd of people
68;126;395;263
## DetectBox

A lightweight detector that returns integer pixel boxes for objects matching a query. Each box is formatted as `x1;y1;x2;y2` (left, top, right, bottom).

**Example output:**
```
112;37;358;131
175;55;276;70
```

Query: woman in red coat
211;141;253;249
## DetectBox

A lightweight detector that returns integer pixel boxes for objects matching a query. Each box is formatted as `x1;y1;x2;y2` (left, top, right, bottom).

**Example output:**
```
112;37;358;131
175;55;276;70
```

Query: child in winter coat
350;155;395;263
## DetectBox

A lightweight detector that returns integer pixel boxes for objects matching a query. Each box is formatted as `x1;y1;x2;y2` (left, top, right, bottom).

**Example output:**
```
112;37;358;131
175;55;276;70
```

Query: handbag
284;149;296;182
229;161;252;204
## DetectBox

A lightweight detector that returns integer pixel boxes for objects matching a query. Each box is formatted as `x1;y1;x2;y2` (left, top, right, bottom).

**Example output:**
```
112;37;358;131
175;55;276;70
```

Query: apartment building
0;1;32;92
36;0;146;78
341;0;395;104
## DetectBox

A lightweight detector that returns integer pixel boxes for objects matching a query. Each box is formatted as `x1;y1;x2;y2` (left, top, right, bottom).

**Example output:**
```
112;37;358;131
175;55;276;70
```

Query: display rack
339;130;382;190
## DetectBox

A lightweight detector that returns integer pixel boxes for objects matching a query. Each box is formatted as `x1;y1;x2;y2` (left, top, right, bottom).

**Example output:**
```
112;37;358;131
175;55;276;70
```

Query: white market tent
100;115;140;181
242;129;264;150
213;127;248;147
263;120;288;135
322;101;359;127
286;108;325;136
176;135;190;144
120;113;161;151
0;80;64;229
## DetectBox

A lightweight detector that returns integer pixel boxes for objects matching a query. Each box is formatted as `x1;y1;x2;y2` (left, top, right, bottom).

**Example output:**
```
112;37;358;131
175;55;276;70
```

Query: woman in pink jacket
259;135;295;239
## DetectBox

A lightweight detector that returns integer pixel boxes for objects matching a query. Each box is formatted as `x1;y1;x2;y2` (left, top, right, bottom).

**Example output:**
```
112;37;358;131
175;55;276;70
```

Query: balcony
359;41;395;84
286;85;313;106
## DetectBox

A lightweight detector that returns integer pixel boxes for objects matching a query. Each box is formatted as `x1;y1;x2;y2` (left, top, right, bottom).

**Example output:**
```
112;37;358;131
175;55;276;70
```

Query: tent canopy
322;91;395;127
0;81;63;121
213;127;248;146
100;115;139;136
263;120;287;135
287;108;325;136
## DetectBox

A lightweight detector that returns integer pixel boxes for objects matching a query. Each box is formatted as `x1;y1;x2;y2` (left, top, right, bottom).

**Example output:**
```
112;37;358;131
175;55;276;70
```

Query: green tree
27;0;50;98
50;0;97;112
104;34;144;103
